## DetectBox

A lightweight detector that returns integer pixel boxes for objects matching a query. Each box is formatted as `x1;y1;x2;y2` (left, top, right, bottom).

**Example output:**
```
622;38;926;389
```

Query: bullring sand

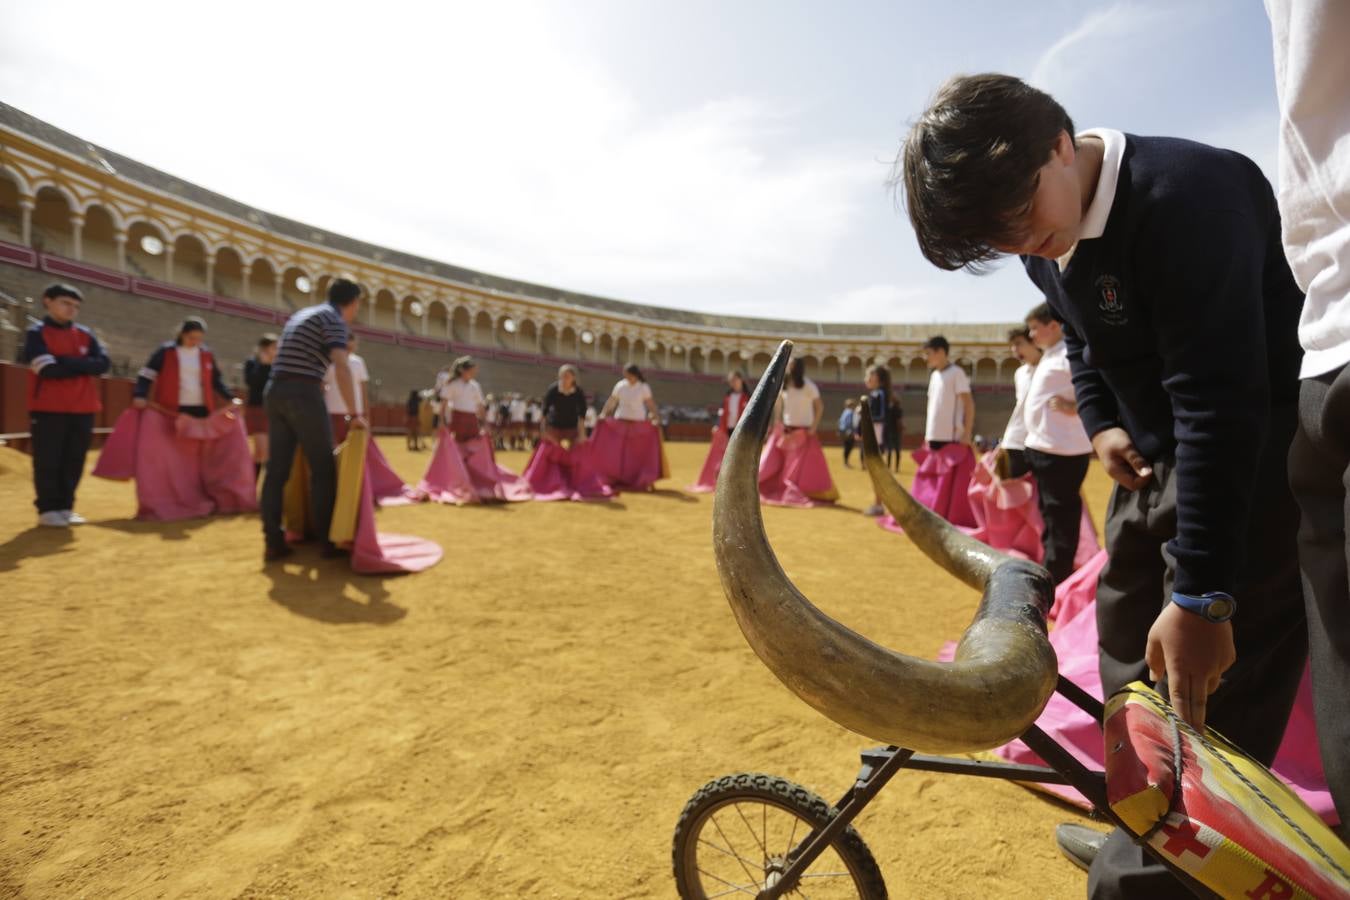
0;440;1109;898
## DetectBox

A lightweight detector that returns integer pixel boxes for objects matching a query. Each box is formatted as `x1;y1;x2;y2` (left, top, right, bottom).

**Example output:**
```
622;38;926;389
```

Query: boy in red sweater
20;283;110;526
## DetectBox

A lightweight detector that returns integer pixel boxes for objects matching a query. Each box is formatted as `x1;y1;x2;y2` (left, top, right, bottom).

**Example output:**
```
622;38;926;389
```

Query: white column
274;272;284;306
240;263;252;300
204;252;216;293
18;196;34;246
69;212;85;261
164;244;175;283
113;230;127;271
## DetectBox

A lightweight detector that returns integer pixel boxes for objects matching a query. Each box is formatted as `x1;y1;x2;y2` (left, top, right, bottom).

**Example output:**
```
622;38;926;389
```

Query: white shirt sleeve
953;367;972;395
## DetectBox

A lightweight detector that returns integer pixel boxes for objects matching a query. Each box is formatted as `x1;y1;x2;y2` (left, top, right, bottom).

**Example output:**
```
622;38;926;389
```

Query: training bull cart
671;342;1349;900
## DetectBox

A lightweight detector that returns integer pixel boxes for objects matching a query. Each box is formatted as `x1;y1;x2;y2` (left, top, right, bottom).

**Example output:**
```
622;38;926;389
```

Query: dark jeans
30;412;93;513
842;436;855;464
1024;448;1090;585
1088;424;1307;898
1288;364;1350;834
1004;447;1031;479
260;378;336;550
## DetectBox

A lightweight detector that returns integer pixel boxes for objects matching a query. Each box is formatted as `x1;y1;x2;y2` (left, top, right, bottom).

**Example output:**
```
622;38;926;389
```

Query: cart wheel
673;772;887;899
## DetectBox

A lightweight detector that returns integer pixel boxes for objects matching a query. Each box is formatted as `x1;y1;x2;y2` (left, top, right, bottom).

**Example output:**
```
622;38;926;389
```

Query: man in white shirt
1023;303;1093;585
324;332;369;440
1269;0;1350;831
1001;326;1042;478
922;336;974;448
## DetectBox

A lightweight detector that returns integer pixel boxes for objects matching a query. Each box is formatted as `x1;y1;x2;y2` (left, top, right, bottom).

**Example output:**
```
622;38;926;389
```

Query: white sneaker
61;511;86;525
862;503;885;517
38;511;68;527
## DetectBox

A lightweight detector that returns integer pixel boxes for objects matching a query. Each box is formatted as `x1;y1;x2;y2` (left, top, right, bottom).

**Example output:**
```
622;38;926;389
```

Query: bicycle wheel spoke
710;812;761;887
697;836;763;870
696;866;759;897
797;872;851;879
733;803;770;859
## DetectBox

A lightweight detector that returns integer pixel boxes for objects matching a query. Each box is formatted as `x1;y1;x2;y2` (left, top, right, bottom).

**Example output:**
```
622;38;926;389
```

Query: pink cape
881;450;1101;572
349;444;442;574
939;550;1337;824
415;427;531;503
590;419;665;492
522;438;613;502
364;438;420;506
92;408;257;521
757;426;839;508
908;443;977;527
687;427;729;493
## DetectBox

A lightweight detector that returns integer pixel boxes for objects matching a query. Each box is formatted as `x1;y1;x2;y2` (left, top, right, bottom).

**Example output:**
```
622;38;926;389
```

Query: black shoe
1056;824;1107;873
264;544;295;562
320;543;350;559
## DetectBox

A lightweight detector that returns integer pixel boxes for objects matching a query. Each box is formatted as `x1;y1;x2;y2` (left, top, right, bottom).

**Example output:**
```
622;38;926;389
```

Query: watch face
1207;597;1235;620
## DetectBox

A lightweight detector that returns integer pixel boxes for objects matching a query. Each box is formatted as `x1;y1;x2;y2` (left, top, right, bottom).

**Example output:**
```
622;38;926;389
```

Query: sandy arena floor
0;438;1114;899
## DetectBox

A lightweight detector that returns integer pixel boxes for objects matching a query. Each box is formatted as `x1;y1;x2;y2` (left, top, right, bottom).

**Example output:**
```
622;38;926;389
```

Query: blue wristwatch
1170;591;1237;623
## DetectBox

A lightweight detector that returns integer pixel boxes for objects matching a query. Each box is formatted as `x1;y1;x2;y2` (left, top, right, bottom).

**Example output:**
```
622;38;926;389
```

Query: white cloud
0;0;878;317
1029;2;1176;90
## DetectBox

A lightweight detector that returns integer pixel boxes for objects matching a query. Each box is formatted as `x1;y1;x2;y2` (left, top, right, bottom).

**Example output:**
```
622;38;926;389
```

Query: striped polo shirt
272;302;349;379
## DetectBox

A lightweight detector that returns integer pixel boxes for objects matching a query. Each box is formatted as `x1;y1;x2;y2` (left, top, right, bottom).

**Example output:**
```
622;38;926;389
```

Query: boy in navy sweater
900;74;1306;898
19;283;111;527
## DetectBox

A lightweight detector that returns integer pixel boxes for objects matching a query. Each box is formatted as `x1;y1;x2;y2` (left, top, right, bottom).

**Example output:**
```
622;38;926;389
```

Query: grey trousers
260;378;336;550
1288;364;1350;835
1088;409;1307;899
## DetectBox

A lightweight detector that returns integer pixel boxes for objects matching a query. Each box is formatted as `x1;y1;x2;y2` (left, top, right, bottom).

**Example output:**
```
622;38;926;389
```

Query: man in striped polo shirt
261;278;365;561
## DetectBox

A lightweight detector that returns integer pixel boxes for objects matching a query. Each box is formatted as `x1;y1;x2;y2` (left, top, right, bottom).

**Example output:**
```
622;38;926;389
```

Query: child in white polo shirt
1023;303;1093;584
921;335;973;449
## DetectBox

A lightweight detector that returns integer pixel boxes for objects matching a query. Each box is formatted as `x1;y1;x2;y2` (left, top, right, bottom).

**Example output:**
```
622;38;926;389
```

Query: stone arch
840;355;865;385
280;265;313;309
820;355;841;383
495;313;518;349
172;233;211;290
799;354;820;380
974;357;999;384
708;348;726;375
517;318;539;352
473;310;494;346
0;163;31;199
80;203;121;270
248;256;279;308
999;357;1020;382
540;321;559;357
401;294;423;332
426;298;450;339
688;346;706;375
559;325;578;359
213;245;246;298
908;358;927;384
450;304;472;342
313;274;334;303
371;288;399;330
597;332;614;363
125;220;170;279
751;351;772;374
0;169;25;244
30;184;75;256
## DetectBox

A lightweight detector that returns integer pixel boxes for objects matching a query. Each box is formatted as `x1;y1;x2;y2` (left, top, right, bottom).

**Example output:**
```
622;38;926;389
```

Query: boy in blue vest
20;283;111;527
899;74;1306;898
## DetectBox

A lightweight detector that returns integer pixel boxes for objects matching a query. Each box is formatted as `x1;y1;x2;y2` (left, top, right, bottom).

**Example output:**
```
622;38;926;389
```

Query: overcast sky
0;1;1281;324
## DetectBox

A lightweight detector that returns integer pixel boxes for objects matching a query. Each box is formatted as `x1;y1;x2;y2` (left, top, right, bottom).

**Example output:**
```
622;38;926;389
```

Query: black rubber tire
672;772;888;899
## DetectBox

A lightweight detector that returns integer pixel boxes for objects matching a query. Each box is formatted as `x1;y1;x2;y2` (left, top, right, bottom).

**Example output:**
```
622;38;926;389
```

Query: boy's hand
1091;427;1152;490
1146;603;1236;731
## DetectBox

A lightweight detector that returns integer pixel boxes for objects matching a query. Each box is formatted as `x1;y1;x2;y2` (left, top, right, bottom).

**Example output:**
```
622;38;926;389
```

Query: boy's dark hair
42;283;83;302
787;357;806;389
624;363;646;382
1025;302;1056;325
922;335;950;354
328;278;362;307
180;316;207;335
865;363;892;395
257;333;278;349
897;73;1075;272
452;355;476;378
1006;326;1031;343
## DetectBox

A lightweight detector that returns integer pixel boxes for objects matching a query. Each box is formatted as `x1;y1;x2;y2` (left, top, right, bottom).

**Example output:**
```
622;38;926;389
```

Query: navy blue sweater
1022;134;1303;597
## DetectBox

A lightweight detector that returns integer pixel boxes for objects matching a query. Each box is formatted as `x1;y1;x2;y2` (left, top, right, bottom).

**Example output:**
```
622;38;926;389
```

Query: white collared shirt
1023;340;1092;456
324;352;369;415
611;379;653;420
1057;128;1127;272
924;364;971;442
440;378;484;413
781;378;820;427
177;346;204;407
1001;363;1035;451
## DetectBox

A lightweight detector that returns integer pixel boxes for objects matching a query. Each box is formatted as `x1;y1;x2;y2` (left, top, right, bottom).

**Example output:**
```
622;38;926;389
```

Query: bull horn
712;341;1057;753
